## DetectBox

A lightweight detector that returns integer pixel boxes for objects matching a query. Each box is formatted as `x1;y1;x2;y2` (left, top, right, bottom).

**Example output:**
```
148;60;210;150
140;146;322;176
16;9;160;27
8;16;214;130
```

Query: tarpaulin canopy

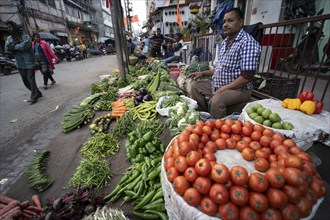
39;32;59;41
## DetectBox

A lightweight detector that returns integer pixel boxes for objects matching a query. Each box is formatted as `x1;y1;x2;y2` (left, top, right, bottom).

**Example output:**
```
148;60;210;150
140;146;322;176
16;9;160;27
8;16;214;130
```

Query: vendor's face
34;35;41;43
222;11;243;39
7;24;13;34
156;30;161;36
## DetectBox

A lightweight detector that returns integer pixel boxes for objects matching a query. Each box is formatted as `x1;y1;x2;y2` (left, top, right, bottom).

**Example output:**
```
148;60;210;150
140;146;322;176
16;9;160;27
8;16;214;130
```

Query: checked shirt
211;29;261;93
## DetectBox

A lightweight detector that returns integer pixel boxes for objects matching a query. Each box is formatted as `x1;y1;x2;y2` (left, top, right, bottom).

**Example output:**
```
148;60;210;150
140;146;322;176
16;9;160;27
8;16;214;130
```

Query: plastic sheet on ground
156;95;198;117
161;137;324;220
241;99;330;149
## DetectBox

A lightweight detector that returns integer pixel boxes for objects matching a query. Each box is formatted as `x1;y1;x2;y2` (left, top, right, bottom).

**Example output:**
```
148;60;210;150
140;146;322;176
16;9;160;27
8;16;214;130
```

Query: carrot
19;200;29;209
31;195;42;209
26;205;43;213
0;194;14;205
0;200;20;216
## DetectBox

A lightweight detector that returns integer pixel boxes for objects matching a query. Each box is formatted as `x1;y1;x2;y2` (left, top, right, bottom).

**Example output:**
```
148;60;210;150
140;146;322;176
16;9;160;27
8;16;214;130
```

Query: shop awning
56;32;68;37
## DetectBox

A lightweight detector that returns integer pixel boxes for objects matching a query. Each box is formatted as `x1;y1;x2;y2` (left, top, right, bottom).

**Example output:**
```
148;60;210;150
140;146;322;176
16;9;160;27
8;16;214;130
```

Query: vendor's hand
189;71;203;79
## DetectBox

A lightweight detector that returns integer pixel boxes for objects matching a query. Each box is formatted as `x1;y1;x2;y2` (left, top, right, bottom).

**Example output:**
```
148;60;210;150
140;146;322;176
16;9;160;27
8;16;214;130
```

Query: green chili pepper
143;203;165;212
133;211;159;220
134;189;156;210
133;181;145;199
121;196;133;206
148;166;161;181
145;210;168;220
151;190;163;202
150;157;162;167
125;190;138;198
127;174;142;190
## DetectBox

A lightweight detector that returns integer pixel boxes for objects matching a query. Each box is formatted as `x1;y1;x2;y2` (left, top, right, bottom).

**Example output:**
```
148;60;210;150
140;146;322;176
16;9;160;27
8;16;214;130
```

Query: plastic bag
156;95;198;117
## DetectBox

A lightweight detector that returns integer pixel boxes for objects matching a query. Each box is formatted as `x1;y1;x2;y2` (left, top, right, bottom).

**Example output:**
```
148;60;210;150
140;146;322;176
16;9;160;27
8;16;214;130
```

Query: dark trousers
41;66;55;86
18;68;42;100
150;48;162;58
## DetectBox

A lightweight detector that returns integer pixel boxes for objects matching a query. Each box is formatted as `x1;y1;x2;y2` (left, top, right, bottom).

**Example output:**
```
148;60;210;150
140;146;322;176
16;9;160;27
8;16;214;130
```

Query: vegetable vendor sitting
162;33;184;65
188;8;261;119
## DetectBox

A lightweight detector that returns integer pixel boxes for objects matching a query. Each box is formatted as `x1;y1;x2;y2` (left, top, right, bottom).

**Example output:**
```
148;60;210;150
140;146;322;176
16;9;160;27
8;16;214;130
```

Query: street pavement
0;55;329;219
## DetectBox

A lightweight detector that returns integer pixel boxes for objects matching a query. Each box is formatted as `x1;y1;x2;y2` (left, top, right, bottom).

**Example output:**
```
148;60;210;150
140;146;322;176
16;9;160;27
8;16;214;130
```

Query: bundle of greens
185;61;210;76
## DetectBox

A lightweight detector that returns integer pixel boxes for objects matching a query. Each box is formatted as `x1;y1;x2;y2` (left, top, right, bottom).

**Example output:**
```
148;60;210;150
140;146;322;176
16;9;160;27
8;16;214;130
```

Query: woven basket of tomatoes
161;118;326;220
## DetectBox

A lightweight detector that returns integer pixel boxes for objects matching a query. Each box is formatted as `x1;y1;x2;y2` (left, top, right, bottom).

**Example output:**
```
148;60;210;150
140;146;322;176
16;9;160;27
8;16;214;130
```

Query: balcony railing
192;13;330;111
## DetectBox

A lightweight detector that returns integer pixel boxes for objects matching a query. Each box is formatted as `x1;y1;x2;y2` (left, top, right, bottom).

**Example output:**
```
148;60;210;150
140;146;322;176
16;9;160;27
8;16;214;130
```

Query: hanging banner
177;4;182;28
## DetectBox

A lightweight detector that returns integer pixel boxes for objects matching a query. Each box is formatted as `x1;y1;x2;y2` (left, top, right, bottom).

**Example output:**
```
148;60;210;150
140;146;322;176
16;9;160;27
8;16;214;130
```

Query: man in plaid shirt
190;8;261;119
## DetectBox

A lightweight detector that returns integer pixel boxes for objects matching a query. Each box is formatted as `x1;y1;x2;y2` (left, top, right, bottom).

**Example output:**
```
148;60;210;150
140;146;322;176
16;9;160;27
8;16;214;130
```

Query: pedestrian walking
32;33;58;90
4;21;42;104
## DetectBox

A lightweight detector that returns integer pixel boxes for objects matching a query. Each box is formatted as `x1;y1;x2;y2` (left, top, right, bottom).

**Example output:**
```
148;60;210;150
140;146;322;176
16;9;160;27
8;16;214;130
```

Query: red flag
106;0;109;8
177;4;182;28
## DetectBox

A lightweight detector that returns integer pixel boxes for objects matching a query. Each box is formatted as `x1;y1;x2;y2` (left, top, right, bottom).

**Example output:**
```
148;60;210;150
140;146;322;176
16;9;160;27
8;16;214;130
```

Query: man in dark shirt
150;28;165;58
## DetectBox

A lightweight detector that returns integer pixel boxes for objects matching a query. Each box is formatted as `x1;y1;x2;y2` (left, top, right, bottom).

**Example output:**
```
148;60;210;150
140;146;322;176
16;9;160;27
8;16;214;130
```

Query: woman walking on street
4;21;42;104
32;33;58;90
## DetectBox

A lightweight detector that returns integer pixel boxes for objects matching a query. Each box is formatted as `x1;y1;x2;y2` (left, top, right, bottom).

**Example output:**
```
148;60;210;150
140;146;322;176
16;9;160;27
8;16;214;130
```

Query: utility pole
123;0;133;36
111;0;128;79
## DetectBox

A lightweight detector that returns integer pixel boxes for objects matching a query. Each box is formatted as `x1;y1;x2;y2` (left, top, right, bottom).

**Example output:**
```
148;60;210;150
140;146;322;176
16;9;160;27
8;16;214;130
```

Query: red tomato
224;179;233;190
218;201;239;220
164;146;173;159
230;166;249;186
250;141;262;151
185;124;195;133
220;133;231;140
166;167;179;182
269;139;282;150
200;196;218;216
255;149;270;160
237;140;248;152
177;131;190;143
221;124;232;134
260;207;282;220
240;206;260;220
178;141;194;156
265;168;285;188
189;133;200;147
289;146;303;155
205;141;217;152
174;156;189;173
211;164;230;184
242;136;252;144
305;190;318;205
266;188;288;209
193;125;203;136
203;147;214;155
196;121;205;127
253;124;265;132
282;185;301;204
268;154;277;163
164;157;175;171
310;177;326;198
242;148;255;161
251;131;262;141
202;125;212;136
272;133;285;142
231;134;242;142
226;138;237;149
186;150;202;167
204;152;217;162
283;139;296;148
262;128;275;137
242;126;253;137
194;176;212;195
210;129;221;141
195;158;212;177
284;155;303;170
215;138;227;150
215;119;225;129
283;167;304;187
230;185;249;206
274;145;288;155
231;123;242;134
183;187;201;207
200;134;210;144
280;204;300;220
225;118;235;126
249;192;269;212
173;145;181;160
205;120;216;129
248;173;269;193
244;121;254;130
235;119;244;126
184;167;198;183
209;183;229;204
296;152;312;162
173;175;190;195
254;158;269;172
259;135;272;147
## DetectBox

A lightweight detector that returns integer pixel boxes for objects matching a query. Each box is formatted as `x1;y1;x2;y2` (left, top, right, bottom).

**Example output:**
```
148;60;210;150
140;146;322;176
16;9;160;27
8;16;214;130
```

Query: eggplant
135;95;143;102
138;88;148;96
143;94;153;101
134;99;140;106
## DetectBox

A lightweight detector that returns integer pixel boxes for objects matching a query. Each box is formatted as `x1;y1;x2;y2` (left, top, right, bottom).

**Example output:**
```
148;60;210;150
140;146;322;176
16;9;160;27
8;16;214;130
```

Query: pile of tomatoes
163;119;326;220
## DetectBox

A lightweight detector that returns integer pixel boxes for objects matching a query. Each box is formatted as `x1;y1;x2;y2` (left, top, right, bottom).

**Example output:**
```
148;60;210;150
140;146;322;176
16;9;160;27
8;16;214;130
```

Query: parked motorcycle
54;45;67;62
69;47;83;61
284;9;329;74
0;54;17;75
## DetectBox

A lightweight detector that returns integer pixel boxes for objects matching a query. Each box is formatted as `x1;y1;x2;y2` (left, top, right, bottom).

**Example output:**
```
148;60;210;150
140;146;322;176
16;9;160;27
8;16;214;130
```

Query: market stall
1;60;328;220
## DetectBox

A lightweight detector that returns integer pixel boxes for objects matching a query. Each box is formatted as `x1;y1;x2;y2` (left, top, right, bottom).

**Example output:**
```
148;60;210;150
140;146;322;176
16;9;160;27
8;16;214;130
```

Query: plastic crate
254;74;301;100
